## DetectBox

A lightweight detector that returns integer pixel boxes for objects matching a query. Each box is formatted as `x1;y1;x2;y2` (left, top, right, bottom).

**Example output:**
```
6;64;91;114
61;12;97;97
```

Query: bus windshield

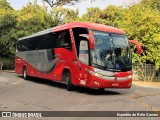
91;31;132;72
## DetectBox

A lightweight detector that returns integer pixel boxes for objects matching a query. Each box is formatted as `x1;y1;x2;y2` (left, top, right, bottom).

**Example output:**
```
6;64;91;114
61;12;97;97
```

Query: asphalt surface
0;72;160;120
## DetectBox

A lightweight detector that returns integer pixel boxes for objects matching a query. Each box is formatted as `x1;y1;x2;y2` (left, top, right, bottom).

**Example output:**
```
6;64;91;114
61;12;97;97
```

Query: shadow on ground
18;76;125;96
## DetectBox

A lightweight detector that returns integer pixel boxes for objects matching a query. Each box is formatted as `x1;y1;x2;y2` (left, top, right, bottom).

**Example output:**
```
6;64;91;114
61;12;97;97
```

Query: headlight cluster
86;69;103;77
86;68;132;81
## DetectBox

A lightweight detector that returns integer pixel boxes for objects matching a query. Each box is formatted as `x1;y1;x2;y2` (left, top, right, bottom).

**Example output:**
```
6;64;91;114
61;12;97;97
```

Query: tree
81;7;102;23
120;0;160;69
0;0;17;58
141;0;160;10
41;0;80;11
81;0;160;69
15;3;55;38
51;7;79;24
98;5;125;27
81;6;125;27
43;0;79;7
0;0;14;10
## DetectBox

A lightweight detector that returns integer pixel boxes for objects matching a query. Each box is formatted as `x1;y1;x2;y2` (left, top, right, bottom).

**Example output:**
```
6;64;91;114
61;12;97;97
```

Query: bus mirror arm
128;40;142;55
62;43;72;49
62;43;69;46
79;34;89;39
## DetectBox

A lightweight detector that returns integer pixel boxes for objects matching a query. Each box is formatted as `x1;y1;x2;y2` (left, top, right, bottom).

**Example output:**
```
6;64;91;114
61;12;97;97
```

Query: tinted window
17;29;72;51
17;39;28;51
72;27;89;57
58;30;72;50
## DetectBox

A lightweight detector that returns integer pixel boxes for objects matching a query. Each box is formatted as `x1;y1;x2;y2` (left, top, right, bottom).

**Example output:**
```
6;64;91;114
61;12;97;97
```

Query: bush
0;58;14;70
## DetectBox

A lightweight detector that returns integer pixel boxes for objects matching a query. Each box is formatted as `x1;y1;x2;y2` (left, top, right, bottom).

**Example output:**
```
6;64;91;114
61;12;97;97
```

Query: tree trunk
34;0;37;4
42;0;47;11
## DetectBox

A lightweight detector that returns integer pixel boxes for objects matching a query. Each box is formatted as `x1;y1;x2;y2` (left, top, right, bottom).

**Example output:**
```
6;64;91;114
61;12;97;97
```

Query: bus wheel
63;71;73;91
23;67;28;80
99;88;105;92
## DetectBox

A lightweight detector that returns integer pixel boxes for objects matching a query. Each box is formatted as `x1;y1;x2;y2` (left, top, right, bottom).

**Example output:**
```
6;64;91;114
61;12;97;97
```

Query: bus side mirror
79;34;94;49
129;40;142;55
62;43;72;49
62;43;69;47
79;34;89;39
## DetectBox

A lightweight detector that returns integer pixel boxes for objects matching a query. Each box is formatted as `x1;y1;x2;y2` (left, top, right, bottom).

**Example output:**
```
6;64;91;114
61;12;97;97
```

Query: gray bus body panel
16;49;59;73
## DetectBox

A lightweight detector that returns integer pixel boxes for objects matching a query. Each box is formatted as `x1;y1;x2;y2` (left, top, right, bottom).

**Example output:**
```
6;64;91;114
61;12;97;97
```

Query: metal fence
133;64;160;82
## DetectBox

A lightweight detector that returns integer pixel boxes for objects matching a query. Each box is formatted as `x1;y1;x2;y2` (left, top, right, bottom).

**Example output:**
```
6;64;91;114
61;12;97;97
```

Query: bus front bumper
87;70;132;89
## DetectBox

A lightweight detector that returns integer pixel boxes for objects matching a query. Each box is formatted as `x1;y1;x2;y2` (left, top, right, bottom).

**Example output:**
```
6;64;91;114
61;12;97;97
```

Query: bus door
73;39;90;86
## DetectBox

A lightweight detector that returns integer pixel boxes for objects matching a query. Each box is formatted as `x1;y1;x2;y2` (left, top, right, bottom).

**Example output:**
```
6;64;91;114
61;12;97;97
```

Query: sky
7;0;134;16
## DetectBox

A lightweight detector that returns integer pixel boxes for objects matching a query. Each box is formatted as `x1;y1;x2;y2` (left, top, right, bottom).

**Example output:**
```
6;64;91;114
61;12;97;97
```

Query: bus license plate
112;83;119;87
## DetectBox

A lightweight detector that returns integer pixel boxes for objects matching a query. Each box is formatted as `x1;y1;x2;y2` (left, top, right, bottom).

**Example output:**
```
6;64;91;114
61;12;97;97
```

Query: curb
133;81;160;85
1;70;15;73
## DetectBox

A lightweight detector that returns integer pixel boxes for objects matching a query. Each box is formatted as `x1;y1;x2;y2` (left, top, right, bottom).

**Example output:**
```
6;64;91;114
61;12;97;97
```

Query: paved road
0;72;160;120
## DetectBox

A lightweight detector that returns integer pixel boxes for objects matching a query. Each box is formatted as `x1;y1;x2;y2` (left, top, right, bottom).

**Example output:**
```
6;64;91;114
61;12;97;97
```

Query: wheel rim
23;69;26;78
65;73;69;84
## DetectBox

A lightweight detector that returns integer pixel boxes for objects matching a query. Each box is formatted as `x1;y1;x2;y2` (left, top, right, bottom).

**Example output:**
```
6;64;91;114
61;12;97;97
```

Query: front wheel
23;67;28;80
99;88;105;92
63;71;73;91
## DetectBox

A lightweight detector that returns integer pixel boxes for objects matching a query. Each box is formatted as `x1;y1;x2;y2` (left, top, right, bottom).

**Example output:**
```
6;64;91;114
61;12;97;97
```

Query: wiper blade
92;63;106;68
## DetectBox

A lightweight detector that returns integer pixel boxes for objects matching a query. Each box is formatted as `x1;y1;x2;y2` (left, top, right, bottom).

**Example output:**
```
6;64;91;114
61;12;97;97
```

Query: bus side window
17;41;22;51
72;27;89;57
47;32;58;49
37;35;47;50
27;39;33;51
59;30;72;51
31;37;39;50
19;39;28;51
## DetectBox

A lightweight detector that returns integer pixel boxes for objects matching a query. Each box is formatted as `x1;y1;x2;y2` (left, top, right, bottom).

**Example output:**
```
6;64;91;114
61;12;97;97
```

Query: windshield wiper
92;63;107;70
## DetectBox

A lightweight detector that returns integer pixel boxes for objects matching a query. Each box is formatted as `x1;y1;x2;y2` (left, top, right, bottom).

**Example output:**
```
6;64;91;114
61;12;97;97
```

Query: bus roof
54;22;125;34
19;22;125;40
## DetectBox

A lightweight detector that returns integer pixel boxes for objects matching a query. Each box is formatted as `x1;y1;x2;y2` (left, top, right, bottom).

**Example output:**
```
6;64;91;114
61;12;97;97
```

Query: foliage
81;6;125;27
51;7;79;24
133;63;158;82
0;0;14;10
43;0;79;7
0;0;160;70
15;3;55;38
41;0;80;11
0;0;17;58
80;0;160;69
0;58;14;70
120;0;160;69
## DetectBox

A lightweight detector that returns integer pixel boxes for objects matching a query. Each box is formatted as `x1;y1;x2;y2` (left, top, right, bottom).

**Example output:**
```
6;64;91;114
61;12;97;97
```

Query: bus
15;22;142;91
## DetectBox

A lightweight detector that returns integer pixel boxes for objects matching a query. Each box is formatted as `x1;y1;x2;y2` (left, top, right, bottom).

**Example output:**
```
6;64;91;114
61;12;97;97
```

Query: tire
63;71;73;91
99;88;105;92
23;67;28;80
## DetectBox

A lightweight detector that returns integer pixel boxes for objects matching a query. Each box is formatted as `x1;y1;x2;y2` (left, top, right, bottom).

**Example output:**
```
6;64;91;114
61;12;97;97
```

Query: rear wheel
23;67;28;80
63;71;73;91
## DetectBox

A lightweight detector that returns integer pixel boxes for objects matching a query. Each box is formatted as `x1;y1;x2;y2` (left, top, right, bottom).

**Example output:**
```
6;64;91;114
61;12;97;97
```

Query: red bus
15;22;141;91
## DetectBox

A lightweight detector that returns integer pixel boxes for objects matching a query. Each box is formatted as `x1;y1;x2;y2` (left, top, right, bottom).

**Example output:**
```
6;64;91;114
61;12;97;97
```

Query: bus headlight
94;73;101;77
86;69;101;77
128;75;132;79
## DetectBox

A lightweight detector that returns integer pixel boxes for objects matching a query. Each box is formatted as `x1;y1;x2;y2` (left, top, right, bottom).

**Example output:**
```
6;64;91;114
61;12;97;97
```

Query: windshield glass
92;31;132;71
